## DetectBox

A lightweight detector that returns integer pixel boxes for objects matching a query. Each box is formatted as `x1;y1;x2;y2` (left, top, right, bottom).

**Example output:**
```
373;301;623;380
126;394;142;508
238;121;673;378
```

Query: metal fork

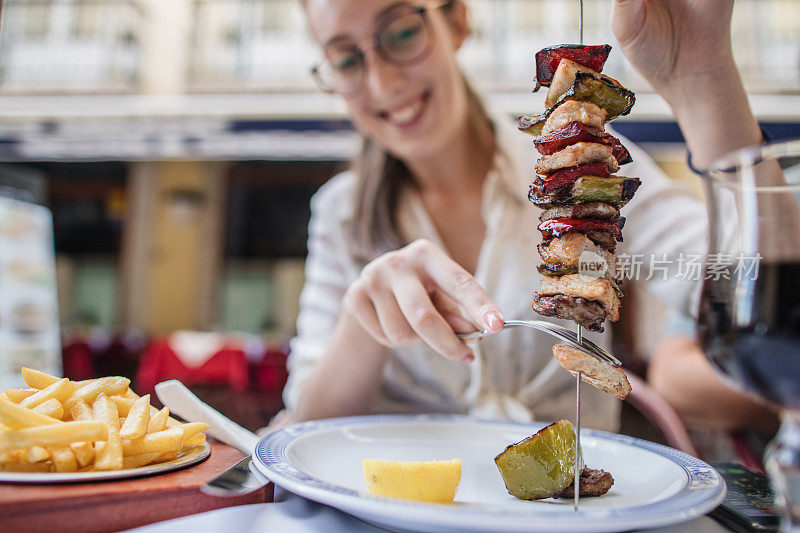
456;319;622;367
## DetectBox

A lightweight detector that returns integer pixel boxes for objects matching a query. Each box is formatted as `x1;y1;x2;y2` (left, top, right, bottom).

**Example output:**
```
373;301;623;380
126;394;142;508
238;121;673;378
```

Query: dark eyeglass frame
310;1;454;97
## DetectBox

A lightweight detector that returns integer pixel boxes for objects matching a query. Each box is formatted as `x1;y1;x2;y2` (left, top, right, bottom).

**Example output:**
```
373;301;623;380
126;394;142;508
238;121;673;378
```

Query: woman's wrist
656;60;763;170
657;56;742;113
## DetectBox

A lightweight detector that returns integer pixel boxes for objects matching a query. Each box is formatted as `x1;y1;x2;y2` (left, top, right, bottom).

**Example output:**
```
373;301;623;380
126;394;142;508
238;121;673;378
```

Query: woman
280;0;775;433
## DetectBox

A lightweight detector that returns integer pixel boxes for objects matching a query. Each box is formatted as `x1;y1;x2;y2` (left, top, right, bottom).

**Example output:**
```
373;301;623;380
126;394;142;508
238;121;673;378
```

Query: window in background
184;0;800;94
29;162;128;329
0;0;140;93
70;262;118;327
72;0;102;40
23;3;51;40
2;0;797;95
220;261;275;334
220;160;341;336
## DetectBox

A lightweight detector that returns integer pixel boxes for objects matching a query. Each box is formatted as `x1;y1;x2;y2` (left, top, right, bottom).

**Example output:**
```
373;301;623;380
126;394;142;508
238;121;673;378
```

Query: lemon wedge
362;458;462;503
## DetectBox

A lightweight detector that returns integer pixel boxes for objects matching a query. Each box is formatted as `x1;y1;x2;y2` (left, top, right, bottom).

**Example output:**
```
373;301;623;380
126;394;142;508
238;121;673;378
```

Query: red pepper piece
534;162;610;196
535;44;612;90
533;122;633;165
538;217;624;241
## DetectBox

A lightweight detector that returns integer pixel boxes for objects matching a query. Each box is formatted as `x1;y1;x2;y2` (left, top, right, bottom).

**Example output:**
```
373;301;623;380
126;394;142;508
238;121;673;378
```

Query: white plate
254;415;725;533
0;443;210;483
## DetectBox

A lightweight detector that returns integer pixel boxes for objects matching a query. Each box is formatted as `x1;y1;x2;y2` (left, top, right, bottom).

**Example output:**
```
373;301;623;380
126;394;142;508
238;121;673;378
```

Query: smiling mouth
379;90;431;127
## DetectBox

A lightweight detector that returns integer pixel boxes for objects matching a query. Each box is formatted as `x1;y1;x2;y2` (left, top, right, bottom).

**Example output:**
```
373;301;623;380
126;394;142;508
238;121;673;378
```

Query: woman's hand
610;0;736;94
343;239;504;363
611;0;762;170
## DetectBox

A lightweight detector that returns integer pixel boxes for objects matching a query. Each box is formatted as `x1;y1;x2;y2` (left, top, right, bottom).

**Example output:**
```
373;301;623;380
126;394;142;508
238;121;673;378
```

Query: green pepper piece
519;72;635;136
560;72;636;121
571;176;641;208
538;263;579;277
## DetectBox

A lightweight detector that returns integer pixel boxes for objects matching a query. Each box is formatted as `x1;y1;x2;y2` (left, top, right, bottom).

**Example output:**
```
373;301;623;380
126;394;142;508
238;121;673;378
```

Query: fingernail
462;353;475;364
483;312;503;332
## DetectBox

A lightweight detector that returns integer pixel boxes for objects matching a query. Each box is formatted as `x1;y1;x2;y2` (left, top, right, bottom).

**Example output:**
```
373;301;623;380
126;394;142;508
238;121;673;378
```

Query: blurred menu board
0;196;61;389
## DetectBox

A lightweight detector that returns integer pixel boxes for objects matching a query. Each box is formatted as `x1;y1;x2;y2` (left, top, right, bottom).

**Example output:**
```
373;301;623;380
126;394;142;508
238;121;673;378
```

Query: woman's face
305;0;470;161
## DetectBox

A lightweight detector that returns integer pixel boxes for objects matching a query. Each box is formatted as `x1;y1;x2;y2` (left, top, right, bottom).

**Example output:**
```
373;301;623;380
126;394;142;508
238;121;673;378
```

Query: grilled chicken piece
545;59;599;108
539;202;619;221
552;344;631;399
538;233;618;279
542;100;607;136
536;143;619;175
531;294;607;332
539;274;620;321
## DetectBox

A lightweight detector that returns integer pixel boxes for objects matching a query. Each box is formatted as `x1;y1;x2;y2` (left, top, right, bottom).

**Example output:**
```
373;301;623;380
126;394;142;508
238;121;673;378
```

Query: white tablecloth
126;486;730;533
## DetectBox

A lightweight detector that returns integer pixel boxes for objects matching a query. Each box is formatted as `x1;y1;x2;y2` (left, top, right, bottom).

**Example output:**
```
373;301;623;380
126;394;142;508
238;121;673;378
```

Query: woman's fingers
391;273;474;363
345;240;499;363
408;241;504;332
369;286;419;346
343;282;391;346
610;0;647;48
431;289;478;333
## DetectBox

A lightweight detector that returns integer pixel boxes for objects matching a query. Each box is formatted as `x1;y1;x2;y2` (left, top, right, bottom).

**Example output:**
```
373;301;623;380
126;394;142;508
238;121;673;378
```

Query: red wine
698;261;800;410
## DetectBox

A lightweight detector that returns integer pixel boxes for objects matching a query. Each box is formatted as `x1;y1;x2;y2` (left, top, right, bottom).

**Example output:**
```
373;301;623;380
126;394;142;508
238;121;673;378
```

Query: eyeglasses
311;1;453;97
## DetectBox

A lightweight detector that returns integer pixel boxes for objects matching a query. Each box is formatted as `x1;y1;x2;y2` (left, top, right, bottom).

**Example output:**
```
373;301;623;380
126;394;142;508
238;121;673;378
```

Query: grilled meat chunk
552;344;631;399
541;100;607;136
538;233;618;277
531;293;607;332
584;230;618;252
539;274;620;321
545;59;599;108
539;202;619;222
534;121;632;165
556;468;615;498
536;143;619;175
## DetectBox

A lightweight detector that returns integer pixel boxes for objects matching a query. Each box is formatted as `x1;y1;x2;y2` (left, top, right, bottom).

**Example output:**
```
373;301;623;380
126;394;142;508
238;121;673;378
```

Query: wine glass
698;139;800;531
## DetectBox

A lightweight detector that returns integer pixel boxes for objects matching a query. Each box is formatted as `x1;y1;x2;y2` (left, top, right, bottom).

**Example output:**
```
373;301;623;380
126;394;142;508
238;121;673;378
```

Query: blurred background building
0;0;798;427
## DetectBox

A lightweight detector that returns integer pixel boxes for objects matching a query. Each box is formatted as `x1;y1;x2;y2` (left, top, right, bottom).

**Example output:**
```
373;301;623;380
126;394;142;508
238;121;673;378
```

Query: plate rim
0;443;211;484
254;414;726;532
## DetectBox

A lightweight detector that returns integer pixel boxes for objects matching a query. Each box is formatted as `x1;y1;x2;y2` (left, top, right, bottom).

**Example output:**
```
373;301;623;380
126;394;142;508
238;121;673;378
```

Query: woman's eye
385;25;422;48
332;54;360;73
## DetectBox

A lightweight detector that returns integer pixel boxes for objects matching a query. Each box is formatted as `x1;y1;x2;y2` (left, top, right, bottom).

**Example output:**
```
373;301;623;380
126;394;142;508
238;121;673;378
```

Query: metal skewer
574;1;585;512
574;325;582;512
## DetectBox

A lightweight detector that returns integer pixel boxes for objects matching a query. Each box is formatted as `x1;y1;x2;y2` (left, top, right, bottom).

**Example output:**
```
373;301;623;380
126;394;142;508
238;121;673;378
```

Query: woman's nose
363;50;407;97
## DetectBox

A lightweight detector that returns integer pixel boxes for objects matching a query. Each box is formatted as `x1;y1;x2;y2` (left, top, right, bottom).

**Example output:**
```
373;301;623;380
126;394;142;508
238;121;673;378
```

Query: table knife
154;380;269;496
201;455;270;496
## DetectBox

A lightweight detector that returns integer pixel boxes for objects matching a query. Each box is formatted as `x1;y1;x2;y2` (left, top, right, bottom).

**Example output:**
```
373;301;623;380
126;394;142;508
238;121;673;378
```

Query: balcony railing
0;0;141;94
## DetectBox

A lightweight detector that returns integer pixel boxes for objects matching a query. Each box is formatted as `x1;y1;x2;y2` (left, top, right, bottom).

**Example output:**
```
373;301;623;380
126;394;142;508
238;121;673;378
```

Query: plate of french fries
0;368;210;482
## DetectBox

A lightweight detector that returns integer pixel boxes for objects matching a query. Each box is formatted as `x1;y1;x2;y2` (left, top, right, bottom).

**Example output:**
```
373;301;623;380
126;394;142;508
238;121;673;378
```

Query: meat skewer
519;0;639;509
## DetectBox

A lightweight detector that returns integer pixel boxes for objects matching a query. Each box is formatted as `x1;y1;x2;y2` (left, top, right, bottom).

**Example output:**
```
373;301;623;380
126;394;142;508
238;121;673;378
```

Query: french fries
0;421;107;450
119;395;150;440
32;398;64;419
0;369;209;473
92;394;123;470
2;389;37;403
18;378;72;409
0;397;61;429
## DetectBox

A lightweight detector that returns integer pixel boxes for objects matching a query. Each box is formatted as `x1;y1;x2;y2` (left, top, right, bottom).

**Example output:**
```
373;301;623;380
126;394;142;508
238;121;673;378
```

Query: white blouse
284;115;707;432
